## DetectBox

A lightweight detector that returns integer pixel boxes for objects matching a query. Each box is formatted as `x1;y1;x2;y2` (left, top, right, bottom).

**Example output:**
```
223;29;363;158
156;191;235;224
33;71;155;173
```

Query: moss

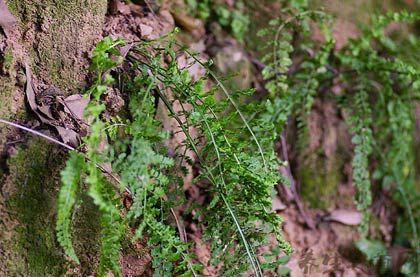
70;193;101;275
0;48;16;119
6;0;108;95
298;148;345;209
1;138;69;275
0;138;101;275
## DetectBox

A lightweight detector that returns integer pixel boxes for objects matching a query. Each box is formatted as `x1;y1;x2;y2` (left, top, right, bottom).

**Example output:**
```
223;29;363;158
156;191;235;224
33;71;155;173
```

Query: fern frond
346;87;373;233
57;151;85;264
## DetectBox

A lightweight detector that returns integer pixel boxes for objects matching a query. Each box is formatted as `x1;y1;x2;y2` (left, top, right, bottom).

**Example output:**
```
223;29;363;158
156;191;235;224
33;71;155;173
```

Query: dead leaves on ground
25;63;89;147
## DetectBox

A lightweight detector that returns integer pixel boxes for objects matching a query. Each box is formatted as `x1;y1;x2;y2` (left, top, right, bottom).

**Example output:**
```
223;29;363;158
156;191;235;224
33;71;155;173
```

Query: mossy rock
296;99;353;209
298;150;342;209
6;0;108;95
0;137;101;275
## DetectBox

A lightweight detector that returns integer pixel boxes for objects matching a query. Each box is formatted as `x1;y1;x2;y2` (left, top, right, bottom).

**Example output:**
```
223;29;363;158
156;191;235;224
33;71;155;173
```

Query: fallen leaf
25;63;38;113
25;63;85;147
118;42;134;59
0;0;17;37
37;104;55;121
171;12;204;35
63;94;89;120
55;126;79;147
25;63;55;124
325;209;362;226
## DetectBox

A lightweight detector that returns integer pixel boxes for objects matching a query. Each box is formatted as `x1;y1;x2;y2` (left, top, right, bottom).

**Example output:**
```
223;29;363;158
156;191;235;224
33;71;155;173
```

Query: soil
0;0;403;276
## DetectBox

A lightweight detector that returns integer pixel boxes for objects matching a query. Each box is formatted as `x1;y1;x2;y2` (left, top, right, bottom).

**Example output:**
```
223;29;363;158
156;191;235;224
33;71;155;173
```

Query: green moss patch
1;137;101;275
7;0;107;94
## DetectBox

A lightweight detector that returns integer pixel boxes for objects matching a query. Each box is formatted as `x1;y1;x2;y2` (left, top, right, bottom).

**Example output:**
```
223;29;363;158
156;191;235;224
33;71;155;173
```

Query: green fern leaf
57;151;85;264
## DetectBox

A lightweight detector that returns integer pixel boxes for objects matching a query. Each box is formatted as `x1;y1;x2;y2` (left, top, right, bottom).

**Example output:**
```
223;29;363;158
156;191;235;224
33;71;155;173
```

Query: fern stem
395;185;420;274
154;82;263;275
221;193;263;277
200;115;263;276
186;53;268;169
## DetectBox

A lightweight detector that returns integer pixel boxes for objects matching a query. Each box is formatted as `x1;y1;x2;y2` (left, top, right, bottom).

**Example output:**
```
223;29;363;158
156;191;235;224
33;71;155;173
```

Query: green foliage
57;32;291;276
84;37;126;276
259;5;420;275
184;0;250;41
55;4;420;276
58;36;127;276
56;151;85;264
355;238;390;273
345;88;373;233
257;6;333;137
336;13;420;269
126;38;292;275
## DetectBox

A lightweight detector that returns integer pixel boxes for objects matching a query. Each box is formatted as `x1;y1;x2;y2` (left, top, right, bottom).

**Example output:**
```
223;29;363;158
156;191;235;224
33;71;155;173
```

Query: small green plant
56;32;291;276
184;0;250;41
54;2;420;275
258;3;420;274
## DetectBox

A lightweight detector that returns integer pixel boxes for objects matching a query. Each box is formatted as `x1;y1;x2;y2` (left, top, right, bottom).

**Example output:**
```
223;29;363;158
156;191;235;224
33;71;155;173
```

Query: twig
170;208;187;243
0;119;74;150
0;118;122;186
280;132;315;230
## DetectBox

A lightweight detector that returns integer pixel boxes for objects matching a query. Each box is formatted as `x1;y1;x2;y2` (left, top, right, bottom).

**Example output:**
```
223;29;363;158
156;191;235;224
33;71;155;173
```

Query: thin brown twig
0;118;123;187
0;119;75;150
280;132;315;230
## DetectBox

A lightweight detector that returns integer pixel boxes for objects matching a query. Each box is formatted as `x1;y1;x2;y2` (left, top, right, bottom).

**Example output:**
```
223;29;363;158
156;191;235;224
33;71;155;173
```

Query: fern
115;48;198;275
258;7;420;272
56;8;420;276
345;86;373;233
124;39;292;275
83;37;126;276
56;36;127;275
57;151;85;264
257;5;333;141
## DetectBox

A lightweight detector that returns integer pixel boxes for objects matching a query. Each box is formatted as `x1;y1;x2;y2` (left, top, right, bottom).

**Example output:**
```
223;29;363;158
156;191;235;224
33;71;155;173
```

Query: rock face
0;0;107;275
6;0;108;94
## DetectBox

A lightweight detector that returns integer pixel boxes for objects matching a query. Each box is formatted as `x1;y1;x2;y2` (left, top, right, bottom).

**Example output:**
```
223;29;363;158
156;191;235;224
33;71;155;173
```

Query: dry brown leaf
37;105;55;121
24;63;38;113
63;94;89;120
118;42;134;59
25;63;55;124
325;209;362;226
25;63;87;147
55;126;79;147
171;12;204;36
0;0;17;37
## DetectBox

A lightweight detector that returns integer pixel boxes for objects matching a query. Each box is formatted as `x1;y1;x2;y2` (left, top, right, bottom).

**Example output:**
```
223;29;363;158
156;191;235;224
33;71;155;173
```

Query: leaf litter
24;63;88;147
